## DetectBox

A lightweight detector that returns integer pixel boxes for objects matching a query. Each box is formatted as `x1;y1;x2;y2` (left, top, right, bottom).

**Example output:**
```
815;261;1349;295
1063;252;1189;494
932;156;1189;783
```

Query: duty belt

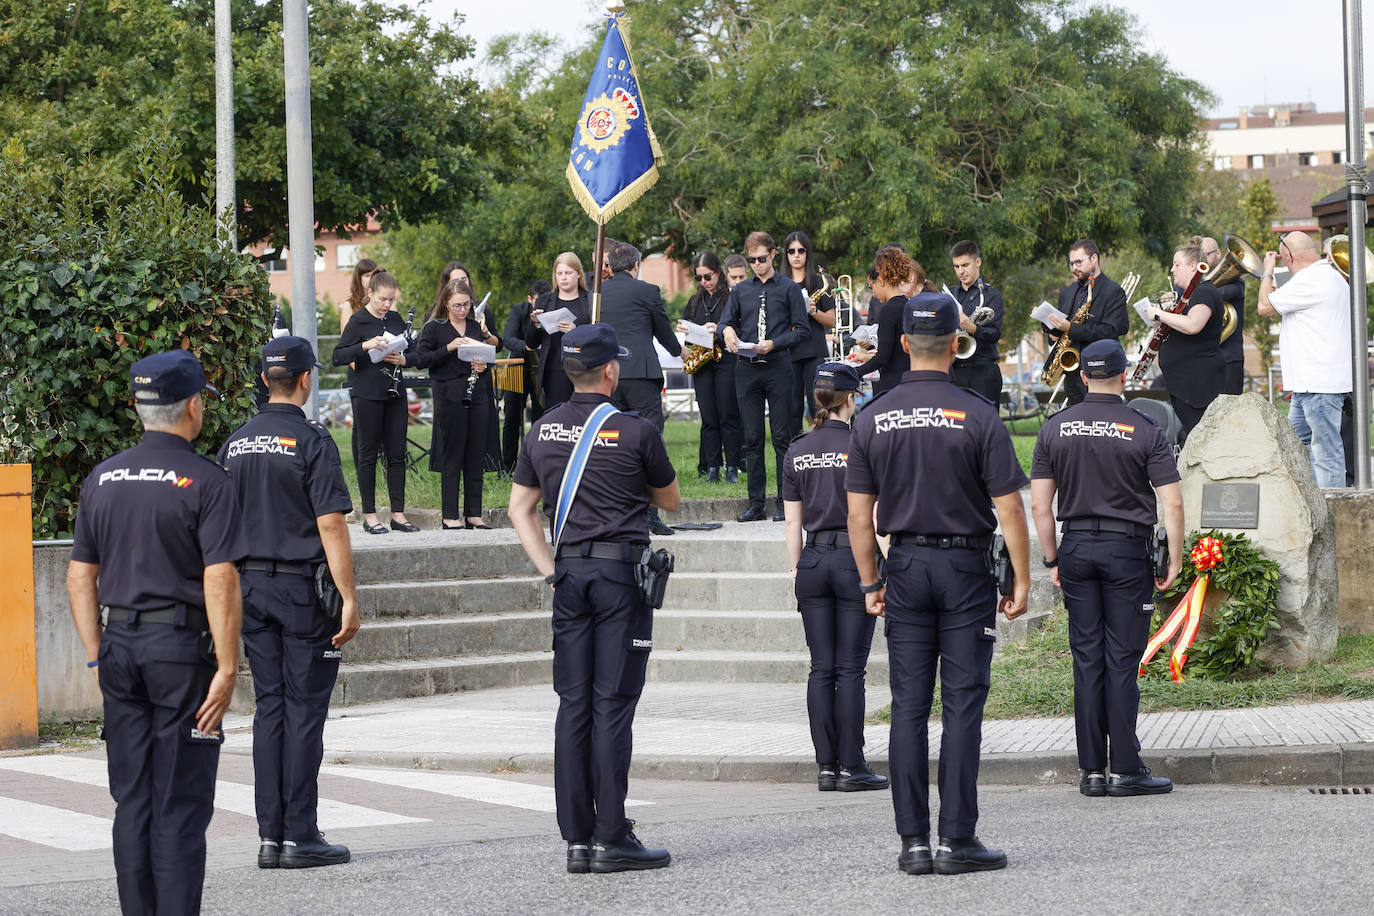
103;604;209;629
806;529;851;548
1061;518;1151;539
555;540;642;562
239;559;316;576
889;533;991;550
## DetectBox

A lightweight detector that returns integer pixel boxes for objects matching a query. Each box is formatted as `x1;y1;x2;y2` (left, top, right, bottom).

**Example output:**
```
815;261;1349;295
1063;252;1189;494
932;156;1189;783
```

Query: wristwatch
1042;556;1058;568
859;578;886;594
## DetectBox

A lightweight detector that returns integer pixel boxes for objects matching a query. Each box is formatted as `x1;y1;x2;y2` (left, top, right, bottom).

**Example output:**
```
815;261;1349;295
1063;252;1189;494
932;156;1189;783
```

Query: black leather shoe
279;833;350;868
362;521;387;535
649;515;676;537
725;467;740;483
1080;770;1106;797
817;764;837;792
898;835;933;875
566;841;591;874
389;519;420;532
257;838;281;869
590;826;670;873
737;502;767;522
706;466;720;483
838;764;889;792
697;469;709;481
772;499;785;522
1108;766;1173;796
934;836;1007;874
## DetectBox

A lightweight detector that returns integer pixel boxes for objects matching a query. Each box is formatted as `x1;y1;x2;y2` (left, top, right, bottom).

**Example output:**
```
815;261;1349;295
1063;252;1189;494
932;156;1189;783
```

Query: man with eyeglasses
1046;239;1129;406
722;231;811;522
1258;231;1352;488
1202;236;1247;395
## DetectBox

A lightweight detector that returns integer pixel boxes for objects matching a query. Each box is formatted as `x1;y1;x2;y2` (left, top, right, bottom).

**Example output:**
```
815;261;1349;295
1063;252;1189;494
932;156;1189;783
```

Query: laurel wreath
1145;530;1281;679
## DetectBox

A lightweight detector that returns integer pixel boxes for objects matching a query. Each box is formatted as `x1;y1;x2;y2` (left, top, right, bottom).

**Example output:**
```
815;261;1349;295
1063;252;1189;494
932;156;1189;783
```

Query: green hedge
0;131;275;537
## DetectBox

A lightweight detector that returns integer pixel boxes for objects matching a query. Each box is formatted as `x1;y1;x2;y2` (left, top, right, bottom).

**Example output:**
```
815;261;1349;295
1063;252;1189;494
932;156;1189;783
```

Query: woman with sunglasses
416;277;501;529
678;252;742;482
333;269;420;534
783;231;836;439
526;252;591;411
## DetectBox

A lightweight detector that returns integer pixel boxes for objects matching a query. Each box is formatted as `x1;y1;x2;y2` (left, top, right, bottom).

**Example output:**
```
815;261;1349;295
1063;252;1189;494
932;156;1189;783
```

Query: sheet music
734;340;758;353
850;324;879;346
1132;298;1159;328
681;321;716;348
456;343;497;363
1031;302;1067;329
473;292;491;324
536;307;576;334
368;332;408;363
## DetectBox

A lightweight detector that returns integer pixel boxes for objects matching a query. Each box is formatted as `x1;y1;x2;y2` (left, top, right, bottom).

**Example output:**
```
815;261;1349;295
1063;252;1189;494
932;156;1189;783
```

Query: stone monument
1177;393;1337;667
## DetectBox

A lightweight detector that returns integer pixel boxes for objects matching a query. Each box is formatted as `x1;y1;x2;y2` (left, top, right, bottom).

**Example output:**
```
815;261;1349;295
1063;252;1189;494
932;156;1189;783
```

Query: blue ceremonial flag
566;13;662;224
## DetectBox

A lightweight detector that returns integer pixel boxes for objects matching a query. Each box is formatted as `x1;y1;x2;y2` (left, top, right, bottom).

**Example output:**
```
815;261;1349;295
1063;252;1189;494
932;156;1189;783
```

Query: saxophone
681;289;724;375
1041;279;1094;386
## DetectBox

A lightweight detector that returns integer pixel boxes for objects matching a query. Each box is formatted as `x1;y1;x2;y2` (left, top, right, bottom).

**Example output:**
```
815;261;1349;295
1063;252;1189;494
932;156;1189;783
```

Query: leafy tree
3;0;523;248
1239;177;1281;374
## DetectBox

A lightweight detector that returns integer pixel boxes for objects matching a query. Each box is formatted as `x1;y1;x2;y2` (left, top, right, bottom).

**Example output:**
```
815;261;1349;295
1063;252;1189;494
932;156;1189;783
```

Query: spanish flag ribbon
1138;537;1225;683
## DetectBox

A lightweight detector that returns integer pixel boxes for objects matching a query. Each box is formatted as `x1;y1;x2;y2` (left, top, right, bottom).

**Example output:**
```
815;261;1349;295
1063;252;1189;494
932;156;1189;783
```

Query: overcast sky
430;0;1369;118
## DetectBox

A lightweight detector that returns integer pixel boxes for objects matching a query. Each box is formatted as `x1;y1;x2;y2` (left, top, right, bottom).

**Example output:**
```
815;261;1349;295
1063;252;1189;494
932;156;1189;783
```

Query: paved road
3;751;1373;914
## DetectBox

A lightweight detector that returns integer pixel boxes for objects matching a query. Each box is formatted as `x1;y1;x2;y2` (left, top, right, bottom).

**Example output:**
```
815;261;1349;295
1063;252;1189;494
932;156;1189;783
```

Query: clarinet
387;306;416;398
461;315;490;408
752;292;768;363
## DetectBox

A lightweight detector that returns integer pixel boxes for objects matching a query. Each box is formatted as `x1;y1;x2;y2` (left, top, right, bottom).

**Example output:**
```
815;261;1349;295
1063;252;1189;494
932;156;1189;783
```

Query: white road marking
0;797;112;850
318;765;653;813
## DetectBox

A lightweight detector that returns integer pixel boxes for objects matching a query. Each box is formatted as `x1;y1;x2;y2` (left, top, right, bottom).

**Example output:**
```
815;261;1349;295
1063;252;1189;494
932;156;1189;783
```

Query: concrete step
647;649;890;685
654;609;887;652
347;611;551;664
661;571;796;611
356;576;547;619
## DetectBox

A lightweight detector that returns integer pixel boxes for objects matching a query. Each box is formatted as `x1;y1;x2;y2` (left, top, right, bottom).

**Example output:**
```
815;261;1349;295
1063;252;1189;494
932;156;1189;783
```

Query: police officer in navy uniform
67;350;247;915
507;324;682;874
1030;339;1183;798
781;361;888;794
218;336;361;869
845;293;1031;876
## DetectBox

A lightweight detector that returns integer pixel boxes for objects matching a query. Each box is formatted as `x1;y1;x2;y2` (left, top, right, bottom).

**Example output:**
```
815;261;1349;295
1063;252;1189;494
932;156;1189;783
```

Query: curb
270;743;1374;788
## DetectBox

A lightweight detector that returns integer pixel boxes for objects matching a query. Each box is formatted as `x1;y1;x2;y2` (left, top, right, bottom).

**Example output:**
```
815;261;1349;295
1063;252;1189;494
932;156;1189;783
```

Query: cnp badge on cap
813;361;862;392
262;335;323;374
902;291;960;336
1080;339;1127;378
130;350;219;404
561;323;630;371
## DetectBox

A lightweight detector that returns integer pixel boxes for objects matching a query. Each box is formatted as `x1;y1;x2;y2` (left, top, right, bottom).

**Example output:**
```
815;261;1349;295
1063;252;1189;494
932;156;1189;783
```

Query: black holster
986;535;1014;597
1151;529;1169;581
635;547;675;609
315;563;343;619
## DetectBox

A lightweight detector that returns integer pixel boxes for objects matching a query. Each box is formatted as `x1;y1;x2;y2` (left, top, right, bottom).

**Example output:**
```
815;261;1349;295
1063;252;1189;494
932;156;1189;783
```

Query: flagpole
592;222;607;323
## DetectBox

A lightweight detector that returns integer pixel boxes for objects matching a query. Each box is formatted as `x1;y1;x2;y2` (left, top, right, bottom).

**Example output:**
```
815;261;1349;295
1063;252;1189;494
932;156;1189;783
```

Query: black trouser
795;542;876;767
884;542;996;840
693;359;742;473
791;355;823;439
1063;369;1087;406
612;376;666;433
735;355;794;505
241;569;341;843
1169;395;1208;448
502;384;536;472
433;389;490;519
352;395;408;514
951;358;1003;405
1057;531;1152;773
1223;361;1244;395
99;617;220;916
550;554;652;844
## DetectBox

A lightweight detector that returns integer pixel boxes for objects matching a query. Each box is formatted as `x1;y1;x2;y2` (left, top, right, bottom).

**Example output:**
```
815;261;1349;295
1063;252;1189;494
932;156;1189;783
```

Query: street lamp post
282;0;318;419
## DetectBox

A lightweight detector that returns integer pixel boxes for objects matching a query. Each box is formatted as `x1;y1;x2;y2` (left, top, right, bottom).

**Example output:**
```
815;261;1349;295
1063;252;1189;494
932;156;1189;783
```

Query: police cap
813;361;862;392
1080;339;1127;378
562;323;630;371
902;291;960;335
130;350;219;404
262;335;324;375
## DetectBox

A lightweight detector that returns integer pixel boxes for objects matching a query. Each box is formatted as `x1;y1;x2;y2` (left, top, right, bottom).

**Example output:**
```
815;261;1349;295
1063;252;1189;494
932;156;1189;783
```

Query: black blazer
598;271;681;380
415;317;493;402
525;290;592;395
1054;272;1129;346
872;294;909;395
333;308;418;401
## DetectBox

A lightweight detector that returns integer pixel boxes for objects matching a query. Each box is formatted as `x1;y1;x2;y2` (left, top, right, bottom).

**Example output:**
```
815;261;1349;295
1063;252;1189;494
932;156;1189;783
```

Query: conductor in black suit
1046;239;1129;406
600;241;682;536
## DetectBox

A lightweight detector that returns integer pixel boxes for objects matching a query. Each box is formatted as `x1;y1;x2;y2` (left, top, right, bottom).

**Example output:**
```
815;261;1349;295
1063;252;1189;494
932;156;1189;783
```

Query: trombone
827;274;856;361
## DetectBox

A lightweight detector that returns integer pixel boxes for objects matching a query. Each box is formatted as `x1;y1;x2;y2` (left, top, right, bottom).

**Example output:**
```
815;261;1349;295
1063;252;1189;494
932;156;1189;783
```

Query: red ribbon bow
1141;537;1226;683
1190;536;1224;572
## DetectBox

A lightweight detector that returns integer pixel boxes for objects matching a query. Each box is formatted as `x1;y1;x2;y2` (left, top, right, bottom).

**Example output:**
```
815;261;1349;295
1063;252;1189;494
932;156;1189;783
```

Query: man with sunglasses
1046;239;1130;406
1258;231;1352;487
722;231;811;522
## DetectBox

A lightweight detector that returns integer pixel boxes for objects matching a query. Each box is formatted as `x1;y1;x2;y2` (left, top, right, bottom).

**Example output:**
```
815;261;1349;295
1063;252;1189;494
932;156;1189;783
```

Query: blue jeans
1290;392;1347;487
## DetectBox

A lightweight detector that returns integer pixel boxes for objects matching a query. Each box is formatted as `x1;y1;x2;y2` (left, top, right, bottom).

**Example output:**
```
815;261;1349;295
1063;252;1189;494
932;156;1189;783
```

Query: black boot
838;763;889;792
725;466;740;483
279;833;350;869
934;836;1007;874
566;841;591;874
648;509;675;536
590;823;670;873
772;498;785;522
1080;769;1106;797
257;838;281;869
737;501;767;522
1107;766;1173;796
898;835;932;875
706;466;720;483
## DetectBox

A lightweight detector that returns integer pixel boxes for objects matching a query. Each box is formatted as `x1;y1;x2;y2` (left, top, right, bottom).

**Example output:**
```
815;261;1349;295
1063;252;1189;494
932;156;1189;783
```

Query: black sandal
464;520;492;530
362;521;387;535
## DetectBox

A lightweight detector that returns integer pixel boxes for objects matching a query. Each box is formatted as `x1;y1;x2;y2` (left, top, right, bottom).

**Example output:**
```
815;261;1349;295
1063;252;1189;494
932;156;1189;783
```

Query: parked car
317;389;352;428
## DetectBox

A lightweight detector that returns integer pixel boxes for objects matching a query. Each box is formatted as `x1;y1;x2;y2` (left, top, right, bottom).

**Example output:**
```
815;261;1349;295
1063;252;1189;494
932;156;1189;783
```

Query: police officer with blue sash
68;350;247;915
781;361;888;794
1031;339;1183;798
845;294;1031;876
508;324;681;874
219;336;360;868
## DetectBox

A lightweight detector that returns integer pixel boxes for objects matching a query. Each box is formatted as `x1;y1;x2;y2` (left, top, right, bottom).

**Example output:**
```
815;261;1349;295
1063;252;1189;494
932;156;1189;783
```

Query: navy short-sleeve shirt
217;403;353;563
514;392;676;545
71;431;249;609
780;419;853;532
846;370;1027;536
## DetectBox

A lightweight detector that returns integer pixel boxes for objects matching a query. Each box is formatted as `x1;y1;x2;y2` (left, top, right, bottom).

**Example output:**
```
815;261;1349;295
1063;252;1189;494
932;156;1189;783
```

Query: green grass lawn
871;611;1374;723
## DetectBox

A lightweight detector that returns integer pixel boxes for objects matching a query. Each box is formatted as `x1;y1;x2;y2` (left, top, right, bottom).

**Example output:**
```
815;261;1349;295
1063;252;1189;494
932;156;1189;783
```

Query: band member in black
948;240;1005;405
501;279;551;471
527;252;592;411
783;230;837;437
1047;239;1129;406
721;231;810;522
680;251;742;483
1202;236;1247;395
1145;239;1225;445
782;362;888;794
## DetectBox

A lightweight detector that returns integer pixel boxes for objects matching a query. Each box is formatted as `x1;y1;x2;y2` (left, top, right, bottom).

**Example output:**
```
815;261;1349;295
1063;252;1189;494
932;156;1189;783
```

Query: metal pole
214;0;236;250
591;223;607;323
283;0;318;419
1344;0;1370;487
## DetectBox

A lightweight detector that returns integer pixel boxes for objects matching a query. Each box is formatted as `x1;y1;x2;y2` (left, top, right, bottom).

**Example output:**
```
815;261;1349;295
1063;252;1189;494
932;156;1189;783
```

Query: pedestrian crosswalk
0;754;650;853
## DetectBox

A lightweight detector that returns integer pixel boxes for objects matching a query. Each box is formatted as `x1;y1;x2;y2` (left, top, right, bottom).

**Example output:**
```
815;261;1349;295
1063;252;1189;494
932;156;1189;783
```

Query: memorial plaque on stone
1200;483;1260;529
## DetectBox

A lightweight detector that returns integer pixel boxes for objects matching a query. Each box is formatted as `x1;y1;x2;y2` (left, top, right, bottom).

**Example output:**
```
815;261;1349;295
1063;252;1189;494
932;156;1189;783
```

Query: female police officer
781;361;888;794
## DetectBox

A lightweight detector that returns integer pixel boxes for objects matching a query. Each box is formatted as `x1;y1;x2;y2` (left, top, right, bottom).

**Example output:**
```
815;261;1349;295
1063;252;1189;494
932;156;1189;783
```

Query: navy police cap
813;361;862;392
561;323;630;371
129;350;219;404
262;335;324;375
1080;339;1127;378
902;291;960;336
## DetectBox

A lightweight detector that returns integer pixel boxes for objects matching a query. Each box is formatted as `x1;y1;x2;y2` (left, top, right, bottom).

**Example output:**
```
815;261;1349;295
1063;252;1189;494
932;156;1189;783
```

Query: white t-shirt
1269;259;1353;393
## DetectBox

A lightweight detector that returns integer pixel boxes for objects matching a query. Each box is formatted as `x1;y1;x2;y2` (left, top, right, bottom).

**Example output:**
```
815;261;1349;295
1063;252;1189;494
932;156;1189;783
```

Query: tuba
1208;234;1264;342
1327;234;1374;284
